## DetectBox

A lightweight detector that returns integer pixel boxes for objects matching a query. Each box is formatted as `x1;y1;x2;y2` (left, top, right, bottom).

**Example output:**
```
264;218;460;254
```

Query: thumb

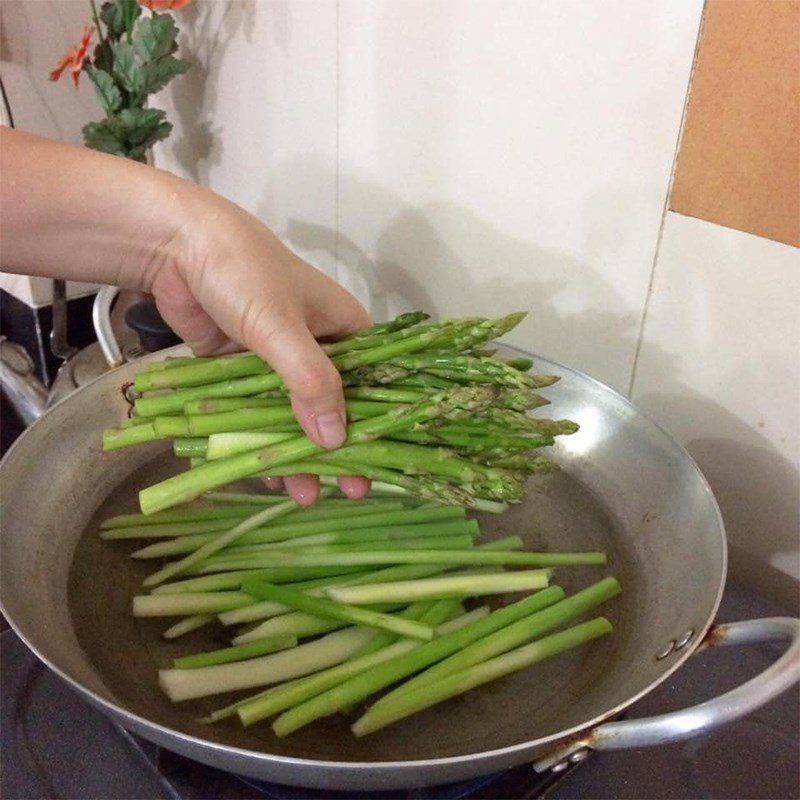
250;317;347;449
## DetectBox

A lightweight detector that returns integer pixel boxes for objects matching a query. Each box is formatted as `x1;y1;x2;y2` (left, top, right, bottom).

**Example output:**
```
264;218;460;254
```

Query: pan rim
0;342;728;776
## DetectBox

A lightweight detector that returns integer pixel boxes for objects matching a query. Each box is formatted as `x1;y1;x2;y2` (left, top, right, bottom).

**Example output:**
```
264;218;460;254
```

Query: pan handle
533;617;800;772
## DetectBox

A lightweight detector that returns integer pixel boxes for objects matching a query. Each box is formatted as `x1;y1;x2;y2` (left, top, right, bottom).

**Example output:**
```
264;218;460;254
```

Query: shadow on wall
636;391;800;583
268;156;649;395
165;0;257;184
273;158;799;591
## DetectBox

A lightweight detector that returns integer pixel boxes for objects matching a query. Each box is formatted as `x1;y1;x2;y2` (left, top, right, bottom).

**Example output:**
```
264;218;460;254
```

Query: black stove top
2;583;798;800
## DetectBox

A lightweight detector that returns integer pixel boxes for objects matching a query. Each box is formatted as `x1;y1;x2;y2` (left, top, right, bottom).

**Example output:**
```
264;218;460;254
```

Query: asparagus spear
352;618;613;736
172;635;298;669
138;387;496;514
325;570;551;604
159;626;376;702
379;576;621;699
234;605;490;727
269;587;565;735
240;582;435;641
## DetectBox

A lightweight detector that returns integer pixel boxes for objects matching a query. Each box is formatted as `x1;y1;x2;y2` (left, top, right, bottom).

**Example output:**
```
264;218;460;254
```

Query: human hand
0;128;370;504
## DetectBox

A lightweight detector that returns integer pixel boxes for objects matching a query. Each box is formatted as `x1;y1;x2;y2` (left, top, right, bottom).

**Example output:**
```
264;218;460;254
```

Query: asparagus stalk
132;591;256;617
205;431;295;460
141;497;304;587
187;548;607;574
352;618;613;736
108;500;420;541
137;519;479;560
203;601;482;724
138;386;497;513
326;570;551;605
152;565;371;595
269;587;565;735
172;635;298;669
216;536;522;624
231;603;402;645
159;626;376;702
234;605;490;727
239;582;435;641
100;504;272;529
162;615;214;639
173;437;209;458
380;576;621;699
135;325;455;417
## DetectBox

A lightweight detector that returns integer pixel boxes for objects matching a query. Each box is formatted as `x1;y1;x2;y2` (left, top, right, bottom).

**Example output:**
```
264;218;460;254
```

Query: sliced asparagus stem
172;635;298;669
100;505;271;529
378;577;621;700
186;548;607;574
227;519;479;549
152;566;371;595
234;605;490;727
230;603;403;645
352;618;613;736
133;592;255;617
239;582;435;641
106;500;418;541
326;570;551;605
162;615;214;640
269;586;565;735
159;626;376;702
141;498;305;588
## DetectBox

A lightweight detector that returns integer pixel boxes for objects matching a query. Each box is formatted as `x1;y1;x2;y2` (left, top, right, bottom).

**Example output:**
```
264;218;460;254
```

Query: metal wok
1;344;798;792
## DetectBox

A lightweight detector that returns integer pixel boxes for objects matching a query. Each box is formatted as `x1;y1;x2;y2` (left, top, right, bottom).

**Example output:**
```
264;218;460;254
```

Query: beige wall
3;0;798;584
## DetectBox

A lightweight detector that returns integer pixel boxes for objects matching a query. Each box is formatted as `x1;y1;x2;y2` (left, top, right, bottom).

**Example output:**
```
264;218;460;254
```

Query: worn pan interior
0;345;726;786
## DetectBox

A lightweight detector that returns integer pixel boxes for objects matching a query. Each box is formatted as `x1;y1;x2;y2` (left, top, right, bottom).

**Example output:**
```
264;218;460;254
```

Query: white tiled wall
335;0;704;393
632;212;800;579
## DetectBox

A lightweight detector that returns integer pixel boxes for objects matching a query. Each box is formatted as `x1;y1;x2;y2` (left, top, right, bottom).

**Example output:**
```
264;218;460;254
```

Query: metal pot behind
1;346;797;791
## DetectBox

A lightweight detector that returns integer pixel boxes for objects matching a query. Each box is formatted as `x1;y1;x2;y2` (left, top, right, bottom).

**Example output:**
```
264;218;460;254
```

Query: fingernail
316;411;346;449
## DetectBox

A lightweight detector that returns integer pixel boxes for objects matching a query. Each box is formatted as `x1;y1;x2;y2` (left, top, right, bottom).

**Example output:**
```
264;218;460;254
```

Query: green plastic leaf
82;119;127;156
133;13;178;63
92;40;114;74
142;55;189;94
99;0;141;39
111;40;143;96
118;107;169;146
85;67;122;113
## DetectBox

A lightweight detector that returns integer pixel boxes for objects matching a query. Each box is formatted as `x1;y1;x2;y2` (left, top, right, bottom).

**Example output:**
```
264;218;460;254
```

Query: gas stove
2;583;797;799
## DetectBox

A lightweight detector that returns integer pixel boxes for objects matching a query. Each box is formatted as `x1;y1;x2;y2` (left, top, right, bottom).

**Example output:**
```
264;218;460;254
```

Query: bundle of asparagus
99;311;616;738
102;311;579;514
99;487;618;738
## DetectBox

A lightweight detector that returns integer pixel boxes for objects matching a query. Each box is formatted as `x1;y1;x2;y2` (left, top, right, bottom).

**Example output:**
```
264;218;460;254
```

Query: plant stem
172;635;297;670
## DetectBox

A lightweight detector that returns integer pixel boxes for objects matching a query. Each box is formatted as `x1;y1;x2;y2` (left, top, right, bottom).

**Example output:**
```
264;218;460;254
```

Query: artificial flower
139;0;193;9
49;24;94;88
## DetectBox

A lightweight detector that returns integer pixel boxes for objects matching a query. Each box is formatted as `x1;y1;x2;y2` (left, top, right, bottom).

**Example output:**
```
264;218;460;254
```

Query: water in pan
67;452;637;765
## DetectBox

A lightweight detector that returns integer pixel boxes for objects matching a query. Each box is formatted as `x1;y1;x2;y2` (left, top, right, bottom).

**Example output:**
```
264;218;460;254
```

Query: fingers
284;474;320;506
262;476;284;491
242;314;348;450
338;475;372;499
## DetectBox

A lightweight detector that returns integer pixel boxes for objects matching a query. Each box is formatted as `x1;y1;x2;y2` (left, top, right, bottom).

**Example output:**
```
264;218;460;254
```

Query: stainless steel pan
1;344;798;791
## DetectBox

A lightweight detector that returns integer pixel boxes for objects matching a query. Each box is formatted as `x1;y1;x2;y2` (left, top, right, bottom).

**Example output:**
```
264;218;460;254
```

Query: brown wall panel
670;0;800;247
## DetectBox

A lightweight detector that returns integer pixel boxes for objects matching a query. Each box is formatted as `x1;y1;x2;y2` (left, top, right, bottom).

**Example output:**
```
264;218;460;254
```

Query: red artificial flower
139;0;193;9
49;24;94;88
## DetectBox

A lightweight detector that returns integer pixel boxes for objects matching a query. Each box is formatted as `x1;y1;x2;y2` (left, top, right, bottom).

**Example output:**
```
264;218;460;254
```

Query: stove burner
237;769;499;800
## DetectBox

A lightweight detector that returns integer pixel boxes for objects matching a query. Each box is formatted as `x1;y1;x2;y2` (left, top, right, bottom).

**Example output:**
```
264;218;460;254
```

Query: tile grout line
627;0;709;399
334;0;341;284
